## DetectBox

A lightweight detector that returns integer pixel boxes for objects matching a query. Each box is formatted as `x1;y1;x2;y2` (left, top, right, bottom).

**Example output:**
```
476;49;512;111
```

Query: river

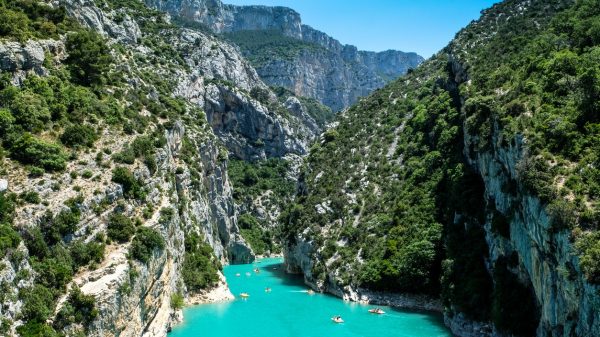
169;258;453;337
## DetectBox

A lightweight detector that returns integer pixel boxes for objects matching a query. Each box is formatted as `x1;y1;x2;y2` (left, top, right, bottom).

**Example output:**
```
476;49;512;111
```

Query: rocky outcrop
144;0;424;111
283;238;442;312
145;0;303;37
63;0;141;44
457;123;600;337
168;27;319;160
0;39;64;84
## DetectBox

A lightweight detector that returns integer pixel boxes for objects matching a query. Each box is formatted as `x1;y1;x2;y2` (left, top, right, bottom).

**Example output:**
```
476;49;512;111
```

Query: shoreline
184;271;235;306
322;284;444;313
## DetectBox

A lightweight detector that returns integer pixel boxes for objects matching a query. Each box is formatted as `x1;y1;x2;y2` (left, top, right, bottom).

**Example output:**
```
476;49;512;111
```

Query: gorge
0;0;599;337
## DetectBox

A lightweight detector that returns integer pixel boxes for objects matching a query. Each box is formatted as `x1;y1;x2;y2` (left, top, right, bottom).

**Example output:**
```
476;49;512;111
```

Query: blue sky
224;0;500;58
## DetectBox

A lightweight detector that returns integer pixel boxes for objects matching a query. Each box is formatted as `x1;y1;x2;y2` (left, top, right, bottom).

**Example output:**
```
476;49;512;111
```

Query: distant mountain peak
145;0;424;110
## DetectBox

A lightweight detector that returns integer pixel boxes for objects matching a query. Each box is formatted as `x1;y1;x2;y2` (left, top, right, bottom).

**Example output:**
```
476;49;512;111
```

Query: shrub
182;233;220;291
41;209;80;245
323;129;339;143
237;214;274;255
16;322;59;337
8;91;51;132
19;284;55;322
0;223;20;255
23;227;49;259
20;191;41;204
32;245;74;289
131;136;154;157
130;227;164;263
9;133;67;171
113;148;135;164
170;293;184;309
0;108;15;134
0;192;16;224
70;238;104;268
576;232;600;283
60;125;97;148
112;167;145;199
54;287;98;329
0;0;72;42
106;213;135;243
144;155;157;174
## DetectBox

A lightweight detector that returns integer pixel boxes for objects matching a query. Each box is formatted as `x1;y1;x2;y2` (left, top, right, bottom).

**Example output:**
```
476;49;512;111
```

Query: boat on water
265;287;272;293
235;273;241;277
307;289;315;295
368;308;385;314
331;316;344;323
245;272;251;277
240;293;250;298
253;268;260;273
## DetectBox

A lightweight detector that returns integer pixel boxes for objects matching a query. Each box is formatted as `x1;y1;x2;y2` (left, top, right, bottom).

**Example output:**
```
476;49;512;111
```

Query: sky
224;0;500;58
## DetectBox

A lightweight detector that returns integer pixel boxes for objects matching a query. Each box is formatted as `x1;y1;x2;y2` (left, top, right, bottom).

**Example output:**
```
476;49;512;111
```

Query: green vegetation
282;54;463;293
20;190;41;204
65;30;112;86
238;213;275;255
170;293;185;309
112;167;146;199
228;158;294;254
69;237;105;268
130;227;164;263
8;133;67;172
282;1;599;334
576;231;600;283
453;0;600;286
222;30;327;67
0;0;215;334
106;212;135;243
60;124;98;148
182;232;220;291
0;222;20;255
229;158;295;202
54;287;98;330
0;0;77;42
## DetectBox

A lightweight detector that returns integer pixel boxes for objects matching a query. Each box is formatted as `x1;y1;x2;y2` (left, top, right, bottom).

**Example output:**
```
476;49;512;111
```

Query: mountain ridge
144;0;424;111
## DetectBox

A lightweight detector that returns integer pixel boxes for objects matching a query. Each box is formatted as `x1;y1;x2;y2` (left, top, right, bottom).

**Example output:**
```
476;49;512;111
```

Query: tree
9;133;67;171
130;227;164;263
60;124;98;148
65;30;112;86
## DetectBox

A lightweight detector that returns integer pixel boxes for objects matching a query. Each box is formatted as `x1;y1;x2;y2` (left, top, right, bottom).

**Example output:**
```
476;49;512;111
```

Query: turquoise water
169;258;453;337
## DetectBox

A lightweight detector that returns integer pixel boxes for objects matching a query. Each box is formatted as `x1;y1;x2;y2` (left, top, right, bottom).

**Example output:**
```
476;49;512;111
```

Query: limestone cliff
0;0;321;335
144;0;424;111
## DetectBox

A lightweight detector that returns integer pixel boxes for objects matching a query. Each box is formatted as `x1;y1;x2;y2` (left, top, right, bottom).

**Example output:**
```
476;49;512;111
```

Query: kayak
240;293;250;298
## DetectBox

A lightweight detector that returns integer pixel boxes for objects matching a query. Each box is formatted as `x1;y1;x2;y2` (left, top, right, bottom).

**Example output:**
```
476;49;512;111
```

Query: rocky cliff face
0;0;323;335
144;0;424;111
146;0;303;38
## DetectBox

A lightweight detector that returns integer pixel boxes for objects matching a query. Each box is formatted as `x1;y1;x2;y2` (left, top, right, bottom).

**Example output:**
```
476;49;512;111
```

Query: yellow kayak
240;292;250;298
